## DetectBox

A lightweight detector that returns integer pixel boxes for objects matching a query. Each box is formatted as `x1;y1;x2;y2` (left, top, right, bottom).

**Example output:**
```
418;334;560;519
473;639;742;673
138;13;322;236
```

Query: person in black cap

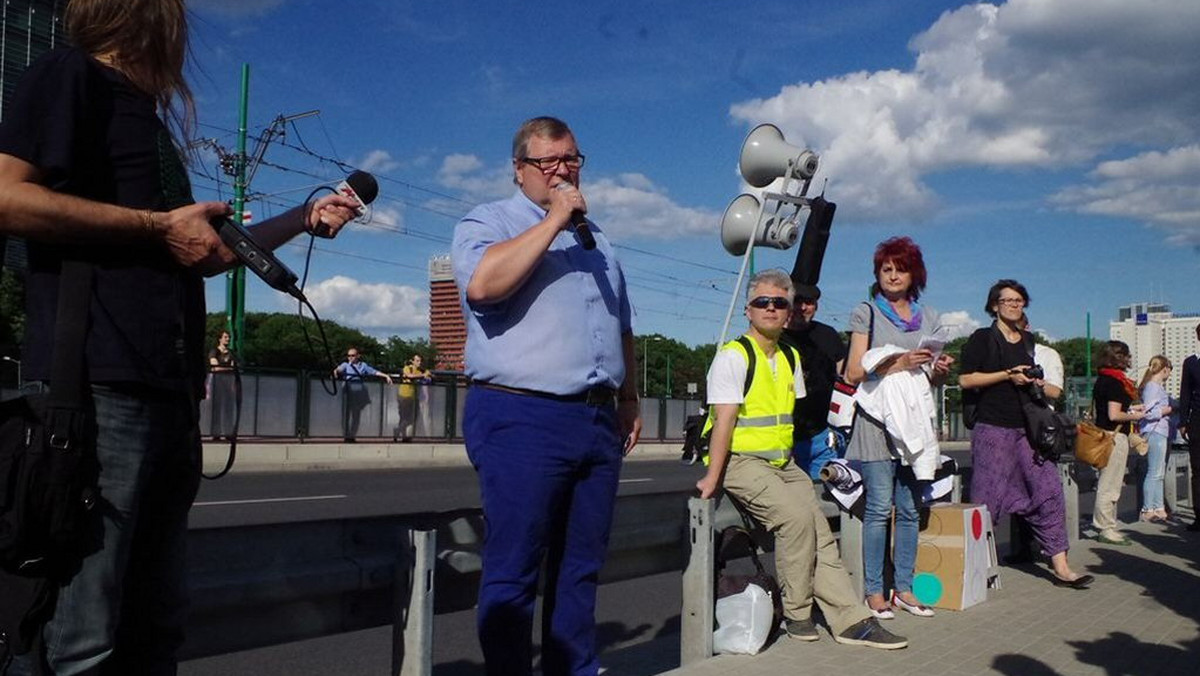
781;283;848;479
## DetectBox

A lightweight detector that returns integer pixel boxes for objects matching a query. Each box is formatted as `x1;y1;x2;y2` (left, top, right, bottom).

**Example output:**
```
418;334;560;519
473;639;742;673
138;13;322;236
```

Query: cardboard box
912;503;999;610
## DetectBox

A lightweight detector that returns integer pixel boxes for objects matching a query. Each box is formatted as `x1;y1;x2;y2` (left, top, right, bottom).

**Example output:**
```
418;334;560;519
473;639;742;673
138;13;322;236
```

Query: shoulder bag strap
48;260;94;411
735;335;757;397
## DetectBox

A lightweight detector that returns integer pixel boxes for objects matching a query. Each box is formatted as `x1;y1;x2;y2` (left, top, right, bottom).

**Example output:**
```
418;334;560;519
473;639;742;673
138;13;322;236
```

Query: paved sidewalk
649;508;1200;676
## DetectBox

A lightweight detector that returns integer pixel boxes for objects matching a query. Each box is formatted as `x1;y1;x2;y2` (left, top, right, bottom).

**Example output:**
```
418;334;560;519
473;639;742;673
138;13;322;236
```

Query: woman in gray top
845;237;953;619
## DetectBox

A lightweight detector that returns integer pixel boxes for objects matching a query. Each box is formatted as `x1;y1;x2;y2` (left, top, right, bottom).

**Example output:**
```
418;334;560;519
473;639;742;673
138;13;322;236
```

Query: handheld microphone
212;215;303;300
313;170;379;238
555;181;596;250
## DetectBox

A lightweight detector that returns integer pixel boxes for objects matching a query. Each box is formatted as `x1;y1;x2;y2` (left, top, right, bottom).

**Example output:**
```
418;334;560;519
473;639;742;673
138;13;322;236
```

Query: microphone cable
203;187;342;480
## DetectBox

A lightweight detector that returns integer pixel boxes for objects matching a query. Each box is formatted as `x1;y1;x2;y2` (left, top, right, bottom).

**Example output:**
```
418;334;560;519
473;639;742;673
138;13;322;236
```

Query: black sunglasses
748;296;791;310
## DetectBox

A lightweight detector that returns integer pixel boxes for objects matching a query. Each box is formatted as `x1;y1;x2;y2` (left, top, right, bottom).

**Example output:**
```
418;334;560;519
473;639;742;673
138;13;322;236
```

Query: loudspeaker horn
720;194;800;256
738;123;820;188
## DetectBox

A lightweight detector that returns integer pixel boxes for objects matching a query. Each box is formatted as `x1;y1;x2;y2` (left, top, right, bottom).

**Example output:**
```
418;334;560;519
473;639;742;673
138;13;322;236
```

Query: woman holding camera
960;280;1092;588
845;237;952;619
1137;356;1173;522
1091;341;1145;545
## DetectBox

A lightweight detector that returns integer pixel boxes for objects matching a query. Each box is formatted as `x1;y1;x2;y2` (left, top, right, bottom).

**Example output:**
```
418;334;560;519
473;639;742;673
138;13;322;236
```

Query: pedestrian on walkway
1177;323;1200;532
698;268;907;650
1137;355;1173;522
960;282;1092;588
1091;341;1144;545
334;348;391;442
844;237;950;619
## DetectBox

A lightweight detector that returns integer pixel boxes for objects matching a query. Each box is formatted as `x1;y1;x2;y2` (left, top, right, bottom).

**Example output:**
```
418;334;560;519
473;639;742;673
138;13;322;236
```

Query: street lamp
642;336;664;398
2;355;20;387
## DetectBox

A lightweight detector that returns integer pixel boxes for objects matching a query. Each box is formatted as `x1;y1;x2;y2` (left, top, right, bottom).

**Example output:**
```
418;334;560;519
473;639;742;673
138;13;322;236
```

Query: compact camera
1025;364;1045;380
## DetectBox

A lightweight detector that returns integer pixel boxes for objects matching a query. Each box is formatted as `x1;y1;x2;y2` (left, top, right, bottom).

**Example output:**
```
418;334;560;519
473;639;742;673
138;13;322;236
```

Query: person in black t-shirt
959;280;1091;588
780;283;847;479
0;2;360;673
1090;341;1145;545
1178;322;1200;531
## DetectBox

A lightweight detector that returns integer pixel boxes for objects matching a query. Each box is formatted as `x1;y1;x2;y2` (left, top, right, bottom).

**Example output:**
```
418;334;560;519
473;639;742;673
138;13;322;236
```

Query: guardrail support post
1059;461;1079;545
393;529;435;676
839;510;864;600
681;497;714;666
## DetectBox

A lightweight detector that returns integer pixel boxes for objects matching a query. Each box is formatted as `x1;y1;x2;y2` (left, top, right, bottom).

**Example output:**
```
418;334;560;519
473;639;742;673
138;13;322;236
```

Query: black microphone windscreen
346;171;379;205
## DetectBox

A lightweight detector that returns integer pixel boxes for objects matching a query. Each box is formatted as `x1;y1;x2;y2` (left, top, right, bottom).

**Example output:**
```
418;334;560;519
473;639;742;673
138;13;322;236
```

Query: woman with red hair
845;237;953;619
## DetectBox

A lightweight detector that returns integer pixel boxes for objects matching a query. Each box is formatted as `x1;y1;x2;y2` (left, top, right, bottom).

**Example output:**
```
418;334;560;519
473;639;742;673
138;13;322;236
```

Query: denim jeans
9;383;201;676
792;426;844;480
860;459;923;597
1141;433;1168;512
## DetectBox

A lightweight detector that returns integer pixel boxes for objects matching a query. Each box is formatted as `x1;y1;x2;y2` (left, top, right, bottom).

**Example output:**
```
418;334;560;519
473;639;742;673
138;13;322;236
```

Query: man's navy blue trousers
464;386;623;676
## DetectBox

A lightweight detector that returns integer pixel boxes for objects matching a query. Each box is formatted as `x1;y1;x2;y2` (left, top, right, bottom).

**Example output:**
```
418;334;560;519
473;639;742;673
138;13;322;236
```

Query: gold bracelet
139;210;158;234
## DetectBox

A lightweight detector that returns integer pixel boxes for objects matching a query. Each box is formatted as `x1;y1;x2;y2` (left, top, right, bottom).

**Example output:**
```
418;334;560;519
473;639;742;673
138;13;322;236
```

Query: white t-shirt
1034;344;1064;390
706;343;806;405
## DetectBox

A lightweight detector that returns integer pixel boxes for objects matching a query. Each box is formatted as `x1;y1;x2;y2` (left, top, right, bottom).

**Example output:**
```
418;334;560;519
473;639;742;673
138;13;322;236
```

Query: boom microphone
313;170;379;238
555;181;596;250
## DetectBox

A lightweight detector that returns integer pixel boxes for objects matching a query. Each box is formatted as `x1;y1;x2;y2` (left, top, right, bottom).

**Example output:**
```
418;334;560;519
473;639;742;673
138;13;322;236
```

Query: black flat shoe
1051;574;1093;589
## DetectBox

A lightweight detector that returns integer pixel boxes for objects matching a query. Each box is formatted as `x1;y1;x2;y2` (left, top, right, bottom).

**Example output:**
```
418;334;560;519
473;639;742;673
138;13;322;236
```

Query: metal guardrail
182;459;1194;672
198;371;704;442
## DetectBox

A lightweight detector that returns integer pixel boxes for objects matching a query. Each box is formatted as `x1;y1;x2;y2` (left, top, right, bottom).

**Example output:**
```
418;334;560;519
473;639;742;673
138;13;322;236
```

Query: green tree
1052;337;1105;379
381;336;437;371
204;312;385;372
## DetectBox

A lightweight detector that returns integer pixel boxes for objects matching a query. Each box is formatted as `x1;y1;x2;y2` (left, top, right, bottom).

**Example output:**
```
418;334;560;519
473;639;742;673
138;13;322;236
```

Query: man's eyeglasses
347;353;359;358
748;296;791;310
996;298;1025;307
520;154;586;173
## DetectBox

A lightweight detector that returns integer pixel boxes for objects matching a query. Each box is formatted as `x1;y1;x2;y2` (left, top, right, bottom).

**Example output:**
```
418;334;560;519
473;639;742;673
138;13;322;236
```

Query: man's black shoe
833;618;908;650
785;618;819;641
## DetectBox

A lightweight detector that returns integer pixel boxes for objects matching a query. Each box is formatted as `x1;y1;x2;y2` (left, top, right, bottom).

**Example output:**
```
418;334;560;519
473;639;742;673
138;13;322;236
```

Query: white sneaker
864;598;894;620
891;592;935;617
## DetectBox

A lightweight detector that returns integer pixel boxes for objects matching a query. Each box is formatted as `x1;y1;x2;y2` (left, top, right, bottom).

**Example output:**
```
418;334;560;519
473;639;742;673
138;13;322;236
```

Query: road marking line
619;478;653;484
194;494;348;507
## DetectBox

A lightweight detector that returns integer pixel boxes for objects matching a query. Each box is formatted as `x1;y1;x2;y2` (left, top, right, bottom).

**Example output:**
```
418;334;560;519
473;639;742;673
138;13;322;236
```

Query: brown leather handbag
1075;421;1115;469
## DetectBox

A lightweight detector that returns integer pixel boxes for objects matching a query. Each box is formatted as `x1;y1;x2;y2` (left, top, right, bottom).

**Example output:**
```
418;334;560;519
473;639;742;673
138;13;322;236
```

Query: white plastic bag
712;582;774;655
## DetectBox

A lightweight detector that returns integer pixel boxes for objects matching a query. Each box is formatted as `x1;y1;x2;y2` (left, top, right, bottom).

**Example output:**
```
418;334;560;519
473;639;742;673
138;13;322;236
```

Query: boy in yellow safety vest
698;269;908;650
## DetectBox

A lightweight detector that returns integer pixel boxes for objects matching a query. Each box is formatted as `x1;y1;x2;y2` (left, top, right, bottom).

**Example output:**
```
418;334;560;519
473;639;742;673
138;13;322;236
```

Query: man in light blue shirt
451;116;641;676
333;347;391;441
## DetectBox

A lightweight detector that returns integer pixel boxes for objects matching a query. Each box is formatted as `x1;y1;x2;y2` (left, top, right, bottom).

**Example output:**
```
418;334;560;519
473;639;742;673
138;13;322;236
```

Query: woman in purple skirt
959;280;1092;589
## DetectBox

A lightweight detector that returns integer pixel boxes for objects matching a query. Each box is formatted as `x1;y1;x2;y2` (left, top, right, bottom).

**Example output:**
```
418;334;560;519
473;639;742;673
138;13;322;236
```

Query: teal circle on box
913;573;943;606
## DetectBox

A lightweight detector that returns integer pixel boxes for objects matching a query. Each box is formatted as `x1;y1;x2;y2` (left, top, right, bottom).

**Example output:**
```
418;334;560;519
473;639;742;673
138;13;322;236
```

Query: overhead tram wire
193;119;746;305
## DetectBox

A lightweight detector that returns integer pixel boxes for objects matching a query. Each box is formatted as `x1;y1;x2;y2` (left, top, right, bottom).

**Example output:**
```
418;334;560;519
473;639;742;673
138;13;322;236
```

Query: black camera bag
0;260;96;665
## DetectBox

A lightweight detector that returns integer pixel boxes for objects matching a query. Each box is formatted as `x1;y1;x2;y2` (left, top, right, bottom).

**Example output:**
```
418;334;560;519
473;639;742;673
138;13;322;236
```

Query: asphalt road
189;458;704;529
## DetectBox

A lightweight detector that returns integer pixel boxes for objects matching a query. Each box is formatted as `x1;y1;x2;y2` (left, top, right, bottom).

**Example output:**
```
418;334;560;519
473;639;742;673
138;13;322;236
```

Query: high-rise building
2;0;63;270
2;1;63;123
1109;302;1199;395
428;255;465;372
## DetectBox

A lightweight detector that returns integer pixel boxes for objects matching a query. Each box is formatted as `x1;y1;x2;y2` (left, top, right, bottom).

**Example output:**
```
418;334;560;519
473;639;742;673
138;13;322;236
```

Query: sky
185;0;1200;347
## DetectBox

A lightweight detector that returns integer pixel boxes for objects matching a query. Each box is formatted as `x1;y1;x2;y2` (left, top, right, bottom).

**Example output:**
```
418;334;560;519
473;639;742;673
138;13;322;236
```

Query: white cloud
729;0;1200;230
936;310;980;339
297;275;427;333
435;156;718;239
357;204;405;235
1051;145;1200;243
436;154;514;202
587;174;718;239
358;149;400;174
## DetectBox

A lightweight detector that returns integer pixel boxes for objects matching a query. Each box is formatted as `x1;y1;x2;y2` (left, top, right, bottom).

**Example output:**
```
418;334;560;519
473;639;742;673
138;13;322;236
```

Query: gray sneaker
785;618;819;641
833;618;908;650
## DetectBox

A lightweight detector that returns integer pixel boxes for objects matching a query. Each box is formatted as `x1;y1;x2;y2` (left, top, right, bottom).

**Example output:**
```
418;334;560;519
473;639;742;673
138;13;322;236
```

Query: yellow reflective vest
703;335;798;467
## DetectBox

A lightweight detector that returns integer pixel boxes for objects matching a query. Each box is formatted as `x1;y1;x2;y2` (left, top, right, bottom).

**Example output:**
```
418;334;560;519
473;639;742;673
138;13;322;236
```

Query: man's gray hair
747;269;794;300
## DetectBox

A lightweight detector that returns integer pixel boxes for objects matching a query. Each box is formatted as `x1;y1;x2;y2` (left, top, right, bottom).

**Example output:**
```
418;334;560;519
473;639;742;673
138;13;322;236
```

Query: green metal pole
226;64;250;360
1086;311;1093;402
